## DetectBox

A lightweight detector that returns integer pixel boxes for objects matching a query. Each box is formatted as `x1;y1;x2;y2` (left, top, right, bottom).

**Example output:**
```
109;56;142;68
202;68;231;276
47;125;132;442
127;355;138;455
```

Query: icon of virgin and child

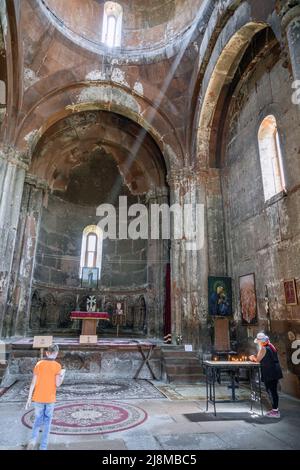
208;278;232;316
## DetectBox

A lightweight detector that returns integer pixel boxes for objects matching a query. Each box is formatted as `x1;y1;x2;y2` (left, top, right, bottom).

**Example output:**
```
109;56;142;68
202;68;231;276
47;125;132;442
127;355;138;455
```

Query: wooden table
70;311;109;335
133;343;157;380
203;360;263;416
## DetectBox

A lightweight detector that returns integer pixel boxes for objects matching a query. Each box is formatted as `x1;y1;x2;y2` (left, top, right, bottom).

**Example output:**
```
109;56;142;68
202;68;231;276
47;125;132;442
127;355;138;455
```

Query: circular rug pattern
22;402;147;435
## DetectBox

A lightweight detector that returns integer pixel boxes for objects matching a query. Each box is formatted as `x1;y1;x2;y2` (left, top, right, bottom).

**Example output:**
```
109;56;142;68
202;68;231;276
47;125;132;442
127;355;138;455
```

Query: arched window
102;2;123;48
80;225;103;278
106;15;117;48
258;115;286;202
85;233;98;267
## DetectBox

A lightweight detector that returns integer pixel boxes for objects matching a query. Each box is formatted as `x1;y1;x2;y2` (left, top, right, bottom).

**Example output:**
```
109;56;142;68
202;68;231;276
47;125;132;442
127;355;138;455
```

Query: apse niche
34;147;147;290
28;110;168;334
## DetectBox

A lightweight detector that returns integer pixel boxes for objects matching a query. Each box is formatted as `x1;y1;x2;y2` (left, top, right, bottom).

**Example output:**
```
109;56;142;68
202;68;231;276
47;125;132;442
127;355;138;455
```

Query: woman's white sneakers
265;409;280;418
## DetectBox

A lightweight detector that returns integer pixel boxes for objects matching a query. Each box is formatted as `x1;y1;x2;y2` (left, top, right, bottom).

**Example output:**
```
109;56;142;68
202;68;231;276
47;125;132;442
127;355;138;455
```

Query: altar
70;311;110;335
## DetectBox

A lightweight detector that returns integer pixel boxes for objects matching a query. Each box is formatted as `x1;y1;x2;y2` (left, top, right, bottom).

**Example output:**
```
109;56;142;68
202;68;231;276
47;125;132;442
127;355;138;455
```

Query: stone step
163;357;200;364
161;348;202;384
167;373;203;384
165;364;203;375
162;350;197;358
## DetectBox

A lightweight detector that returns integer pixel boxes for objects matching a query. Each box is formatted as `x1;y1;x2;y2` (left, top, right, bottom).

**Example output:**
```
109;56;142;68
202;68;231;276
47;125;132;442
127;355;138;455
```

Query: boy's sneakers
26;439;37;450
265;410;280;419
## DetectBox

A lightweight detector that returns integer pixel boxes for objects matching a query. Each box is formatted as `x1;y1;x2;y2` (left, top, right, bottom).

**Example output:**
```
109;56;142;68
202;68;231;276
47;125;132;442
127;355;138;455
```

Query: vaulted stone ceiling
30;110;167;195
2;0;283;171
42;0;205;52
16;0;212;163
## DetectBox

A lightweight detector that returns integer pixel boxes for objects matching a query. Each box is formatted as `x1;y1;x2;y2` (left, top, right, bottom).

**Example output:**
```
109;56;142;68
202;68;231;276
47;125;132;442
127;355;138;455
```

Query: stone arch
0;0;22;143
252;102;288;186
80;225;104;279
255;103;288;154
15;82;184;174
197;21;269;168
134;295;146;333
29;110;167;194
42;293;58;328
257;114;286;201
58;294;76;328
29;290;42;330
194;0;284;169
104;298;114;317
214;27;280;169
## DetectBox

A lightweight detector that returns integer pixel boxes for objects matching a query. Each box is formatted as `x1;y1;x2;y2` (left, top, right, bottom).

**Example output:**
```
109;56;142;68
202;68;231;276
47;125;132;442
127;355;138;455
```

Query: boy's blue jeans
31;402;55;450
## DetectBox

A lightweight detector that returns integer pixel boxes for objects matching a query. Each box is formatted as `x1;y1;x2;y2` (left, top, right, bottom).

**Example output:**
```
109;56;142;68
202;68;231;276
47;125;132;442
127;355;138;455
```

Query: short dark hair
47;344;59;354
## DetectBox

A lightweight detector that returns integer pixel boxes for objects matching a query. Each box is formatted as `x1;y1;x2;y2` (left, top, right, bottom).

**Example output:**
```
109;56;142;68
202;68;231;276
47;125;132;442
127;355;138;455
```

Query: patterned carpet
22;401;147;435
0;379;165;402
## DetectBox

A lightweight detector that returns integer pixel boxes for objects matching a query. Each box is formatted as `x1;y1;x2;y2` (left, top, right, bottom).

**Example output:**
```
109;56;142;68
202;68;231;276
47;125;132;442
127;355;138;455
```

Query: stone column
167;168;209;351
0;147;28;337
146;187;169;338
4;175;45;337
281;1;300;81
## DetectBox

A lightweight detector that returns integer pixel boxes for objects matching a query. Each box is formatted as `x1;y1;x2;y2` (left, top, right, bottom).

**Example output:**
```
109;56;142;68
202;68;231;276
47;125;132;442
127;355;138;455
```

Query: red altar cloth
70;312;109;320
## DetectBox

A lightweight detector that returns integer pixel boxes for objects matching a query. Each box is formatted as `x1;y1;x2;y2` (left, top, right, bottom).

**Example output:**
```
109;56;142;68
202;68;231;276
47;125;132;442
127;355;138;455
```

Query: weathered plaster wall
222;54;300;396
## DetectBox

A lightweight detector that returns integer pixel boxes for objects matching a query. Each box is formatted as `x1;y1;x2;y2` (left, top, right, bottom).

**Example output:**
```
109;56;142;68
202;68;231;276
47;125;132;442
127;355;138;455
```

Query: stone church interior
0;0;300;452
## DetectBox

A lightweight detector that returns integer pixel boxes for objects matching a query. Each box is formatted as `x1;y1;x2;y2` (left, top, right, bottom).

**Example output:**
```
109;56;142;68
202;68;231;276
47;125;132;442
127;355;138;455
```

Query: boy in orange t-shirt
25;344;65;450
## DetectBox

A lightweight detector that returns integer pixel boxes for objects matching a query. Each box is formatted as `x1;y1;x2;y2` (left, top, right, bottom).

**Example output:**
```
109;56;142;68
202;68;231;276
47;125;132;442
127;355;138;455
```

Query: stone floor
0;379;300;450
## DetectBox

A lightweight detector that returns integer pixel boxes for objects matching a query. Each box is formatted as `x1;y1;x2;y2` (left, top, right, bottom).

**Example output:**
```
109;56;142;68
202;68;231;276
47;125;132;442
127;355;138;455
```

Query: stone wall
30;187;151;334
222;54;300;396
5;344;162;381
34;194;148;289
30;143;150;335
29;287;148;335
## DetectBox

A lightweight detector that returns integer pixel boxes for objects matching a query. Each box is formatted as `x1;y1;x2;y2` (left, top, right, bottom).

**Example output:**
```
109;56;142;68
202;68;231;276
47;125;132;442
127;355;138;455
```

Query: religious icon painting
208;276;232;316
283;279;298;306
239;273;258;325
81;267;99;289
